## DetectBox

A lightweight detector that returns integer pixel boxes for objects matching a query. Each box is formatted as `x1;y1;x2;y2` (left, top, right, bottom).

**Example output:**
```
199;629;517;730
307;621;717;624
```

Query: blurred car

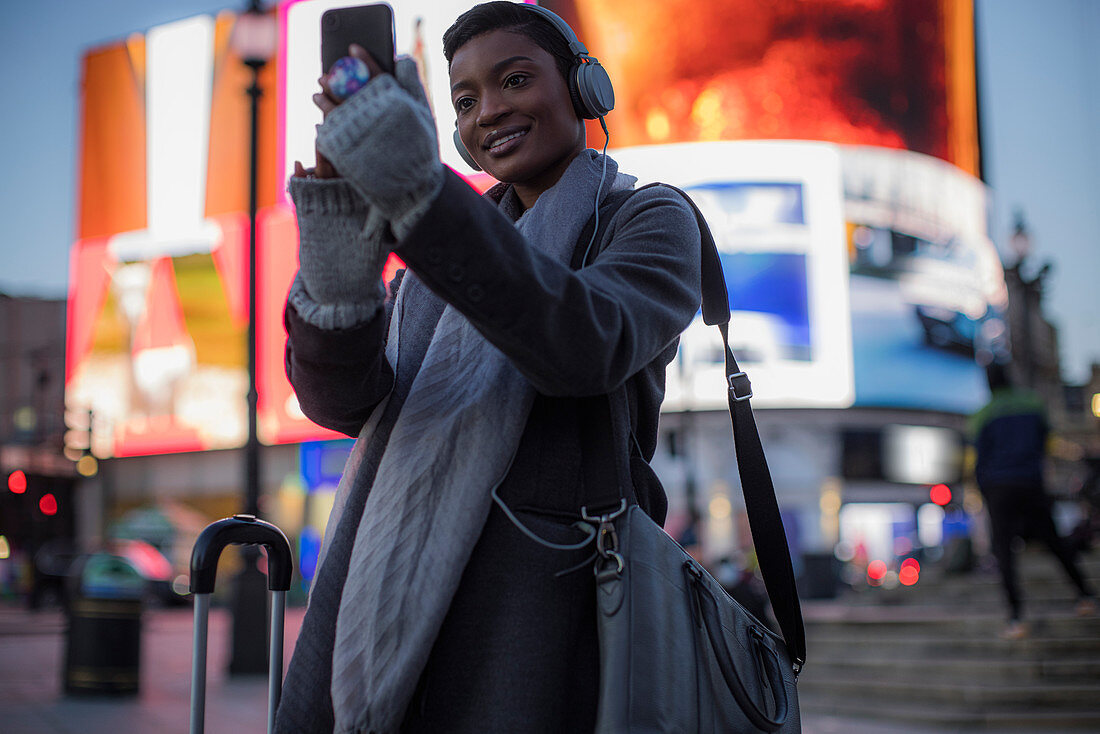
63;538;189;607
106;537;190;606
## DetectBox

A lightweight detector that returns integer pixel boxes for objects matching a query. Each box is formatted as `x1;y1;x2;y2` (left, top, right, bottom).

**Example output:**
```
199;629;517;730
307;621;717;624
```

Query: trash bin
63;552;145;695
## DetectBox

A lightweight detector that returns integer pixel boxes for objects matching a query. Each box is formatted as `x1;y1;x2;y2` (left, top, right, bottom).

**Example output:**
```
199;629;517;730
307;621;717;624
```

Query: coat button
466;284;485;303
448;263;465;282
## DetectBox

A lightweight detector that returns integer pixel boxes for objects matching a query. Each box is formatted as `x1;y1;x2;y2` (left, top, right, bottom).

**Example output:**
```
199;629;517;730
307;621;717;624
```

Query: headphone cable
581;116;611;267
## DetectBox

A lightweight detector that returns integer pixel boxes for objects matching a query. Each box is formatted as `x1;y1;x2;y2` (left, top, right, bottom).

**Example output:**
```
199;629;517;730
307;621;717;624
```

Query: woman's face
450;29;585;206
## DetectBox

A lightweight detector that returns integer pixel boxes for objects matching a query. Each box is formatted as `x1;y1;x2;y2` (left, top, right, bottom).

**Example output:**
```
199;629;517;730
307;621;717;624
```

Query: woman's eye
503;73;528;89
455;97;475;113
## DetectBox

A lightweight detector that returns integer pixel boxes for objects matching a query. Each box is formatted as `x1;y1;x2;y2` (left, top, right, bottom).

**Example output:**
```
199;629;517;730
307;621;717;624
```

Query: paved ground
0;602;301;734
0;601;974;733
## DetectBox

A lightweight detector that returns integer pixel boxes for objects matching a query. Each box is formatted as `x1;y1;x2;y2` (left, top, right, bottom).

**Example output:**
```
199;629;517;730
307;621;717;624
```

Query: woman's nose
476;91;509;126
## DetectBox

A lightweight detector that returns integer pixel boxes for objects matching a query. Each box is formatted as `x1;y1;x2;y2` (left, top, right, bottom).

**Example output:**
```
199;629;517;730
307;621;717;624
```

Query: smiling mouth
485;129;528;153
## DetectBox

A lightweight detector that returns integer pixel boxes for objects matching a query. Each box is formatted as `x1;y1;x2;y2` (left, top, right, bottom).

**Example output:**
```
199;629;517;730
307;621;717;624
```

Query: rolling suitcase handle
189;514;293;734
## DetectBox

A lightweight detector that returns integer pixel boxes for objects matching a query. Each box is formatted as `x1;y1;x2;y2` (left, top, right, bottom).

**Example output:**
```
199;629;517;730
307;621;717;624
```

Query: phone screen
321;3;396;75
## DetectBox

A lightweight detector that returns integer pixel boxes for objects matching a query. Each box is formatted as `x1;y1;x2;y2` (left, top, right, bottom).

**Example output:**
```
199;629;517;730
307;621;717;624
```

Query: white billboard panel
614;141;854;410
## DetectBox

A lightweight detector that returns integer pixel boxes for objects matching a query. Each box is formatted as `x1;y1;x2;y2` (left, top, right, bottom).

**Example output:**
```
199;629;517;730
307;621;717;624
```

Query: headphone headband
521;3;590;59
521;3;614;120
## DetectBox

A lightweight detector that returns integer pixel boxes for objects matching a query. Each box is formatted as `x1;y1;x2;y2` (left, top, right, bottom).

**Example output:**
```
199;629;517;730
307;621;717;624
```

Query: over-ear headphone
453;4;615;171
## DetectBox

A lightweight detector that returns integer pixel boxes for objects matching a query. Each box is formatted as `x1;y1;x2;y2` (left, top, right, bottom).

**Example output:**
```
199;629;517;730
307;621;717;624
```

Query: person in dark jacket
274;3;701;732
969;362;1096;639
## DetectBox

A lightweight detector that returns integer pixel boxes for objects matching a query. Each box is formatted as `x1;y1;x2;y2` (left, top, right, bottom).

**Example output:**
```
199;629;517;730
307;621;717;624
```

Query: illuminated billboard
558;0;981;178
68;10;328;457
839;144;1006;410
616;141;854;409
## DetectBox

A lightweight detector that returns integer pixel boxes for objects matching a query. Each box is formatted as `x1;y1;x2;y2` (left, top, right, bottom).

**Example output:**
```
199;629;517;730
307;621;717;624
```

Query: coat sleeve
283;271;403;437
395;169;701;397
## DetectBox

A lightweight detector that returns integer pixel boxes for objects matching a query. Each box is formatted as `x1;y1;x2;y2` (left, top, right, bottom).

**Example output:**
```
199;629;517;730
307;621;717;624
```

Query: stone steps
809;634;1100;662
800;654;1100;685
803;603;1100;630
799;695;1100;731
800;674;1100;709
796;549;1100;730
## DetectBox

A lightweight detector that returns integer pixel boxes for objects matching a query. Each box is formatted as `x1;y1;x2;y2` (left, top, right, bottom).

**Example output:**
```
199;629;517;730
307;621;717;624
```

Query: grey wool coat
279;167;701;733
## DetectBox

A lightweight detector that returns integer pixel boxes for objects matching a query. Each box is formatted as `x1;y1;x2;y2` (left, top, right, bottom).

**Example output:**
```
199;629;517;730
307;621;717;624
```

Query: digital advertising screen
68;8;344;458
614;141;854;409
547;0;981;178
68;12;297;458
839;145;1006;411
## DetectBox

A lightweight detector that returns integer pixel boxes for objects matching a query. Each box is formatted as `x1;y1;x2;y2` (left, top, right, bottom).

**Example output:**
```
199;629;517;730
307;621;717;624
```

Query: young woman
275;3;701;732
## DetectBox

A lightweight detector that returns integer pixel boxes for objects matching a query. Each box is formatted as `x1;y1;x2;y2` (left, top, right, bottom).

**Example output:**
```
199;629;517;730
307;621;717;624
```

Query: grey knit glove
288;175;390;329
317;57;443;240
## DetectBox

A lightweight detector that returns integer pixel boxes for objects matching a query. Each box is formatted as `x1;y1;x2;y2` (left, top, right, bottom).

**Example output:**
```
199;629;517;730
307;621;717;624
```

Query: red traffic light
7;470;27;494
39;493;58;516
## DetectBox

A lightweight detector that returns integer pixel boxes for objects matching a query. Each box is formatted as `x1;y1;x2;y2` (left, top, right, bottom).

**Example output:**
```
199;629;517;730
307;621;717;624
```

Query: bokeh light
39;493;58;516
867;559;888;586
7;470;27;494
929;483;952;506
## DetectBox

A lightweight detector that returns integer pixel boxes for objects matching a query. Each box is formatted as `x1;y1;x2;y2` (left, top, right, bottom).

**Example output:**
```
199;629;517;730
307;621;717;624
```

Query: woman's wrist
288;274;384;331
288;175;365;216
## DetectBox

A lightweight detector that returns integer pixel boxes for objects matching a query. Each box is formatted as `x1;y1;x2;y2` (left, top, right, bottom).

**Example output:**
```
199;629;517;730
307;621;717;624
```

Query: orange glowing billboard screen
551;0;980;178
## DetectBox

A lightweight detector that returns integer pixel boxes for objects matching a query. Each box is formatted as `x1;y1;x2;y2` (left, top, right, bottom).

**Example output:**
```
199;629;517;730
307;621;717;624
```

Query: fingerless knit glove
317;58;444;241
288;175;391;330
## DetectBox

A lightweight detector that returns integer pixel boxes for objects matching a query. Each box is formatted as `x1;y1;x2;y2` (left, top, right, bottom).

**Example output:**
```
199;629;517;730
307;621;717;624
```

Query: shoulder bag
575;184;806;733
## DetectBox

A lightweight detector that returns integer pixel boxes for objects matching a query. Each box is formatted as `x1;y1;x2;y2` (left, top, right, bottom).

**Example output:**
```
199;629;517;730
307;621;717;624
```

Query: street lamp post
1009;209;1033;267
228;0;278;676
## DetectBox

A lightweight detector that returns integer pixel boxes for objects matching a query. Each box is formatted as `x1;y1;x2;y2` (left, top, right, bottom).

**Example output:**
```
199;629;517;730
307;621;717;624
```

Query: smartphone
321;3;396;76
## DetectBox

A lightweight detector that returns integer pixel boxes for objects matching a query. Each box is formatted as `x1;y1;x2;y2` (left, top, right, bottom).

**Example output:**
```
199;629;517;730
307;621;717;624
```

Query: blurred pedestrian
274;3;702;733
969;362;1097;639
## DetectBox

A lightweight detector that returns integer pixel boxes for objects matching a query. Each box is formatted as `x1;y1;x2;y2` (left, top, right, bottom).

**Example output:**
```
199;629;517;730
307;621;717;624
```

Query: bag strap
575;183;806;672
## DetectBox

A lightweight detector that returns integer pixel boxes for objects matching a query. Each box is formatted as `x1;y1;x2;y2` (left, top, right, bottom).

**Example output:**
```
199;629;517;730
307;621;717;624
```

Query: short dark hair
443;1;575;84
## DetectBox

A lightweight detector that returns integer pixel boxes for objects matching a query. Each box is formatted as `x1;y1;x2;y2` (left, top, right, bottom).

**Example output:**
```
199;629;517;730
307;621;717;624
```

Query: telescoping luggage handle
189;514;293;734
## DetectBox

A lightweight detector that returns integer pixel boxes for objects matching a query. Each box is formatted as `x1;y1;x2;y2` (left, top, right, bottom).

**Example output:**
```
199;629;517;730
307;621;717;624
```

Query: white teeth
488;130;526;150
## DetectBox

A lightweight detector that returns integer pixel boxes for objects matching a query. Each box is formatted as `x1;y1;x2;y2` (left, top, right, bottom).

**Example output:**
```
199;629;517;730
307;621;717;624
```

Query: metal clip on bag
575;185;806;733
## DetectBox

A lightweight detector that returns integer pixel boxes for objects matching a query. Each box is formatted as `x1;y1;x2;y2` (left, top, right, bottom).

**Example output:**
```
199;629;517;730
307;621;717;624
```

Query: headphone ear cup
568;65;589;120
453;128;482;171
575;61;615;119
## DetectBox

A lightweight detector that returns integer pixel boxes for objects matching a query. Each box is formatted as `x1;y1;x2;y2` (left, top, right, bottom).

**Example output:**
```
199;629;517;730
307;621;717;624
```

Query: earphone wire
581;116;611;267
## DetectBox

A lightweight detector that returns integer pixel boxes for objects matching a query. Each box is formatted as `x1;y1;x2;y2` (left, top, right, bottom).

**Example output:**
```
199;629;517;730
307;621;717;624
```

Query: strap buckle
580;498;627;526
582;499;626;576
728;371;753;402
